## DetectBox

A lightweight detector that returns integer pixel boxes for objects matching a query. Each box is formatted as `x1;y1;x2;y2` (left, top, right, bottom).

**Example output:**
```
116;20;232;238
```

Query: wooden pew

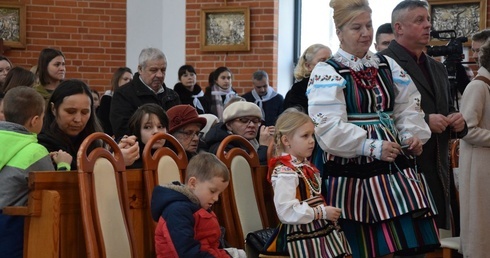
3;169;152;258
3;190;61;258
77;132;138;258
213;135;278;249
142;132;188;256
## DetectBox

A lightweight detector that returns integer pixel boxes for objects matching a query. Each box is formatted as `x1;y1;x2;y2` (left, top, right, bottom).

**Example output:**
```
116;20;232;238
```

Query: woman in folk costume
204;66;238;121
306;0;440;257
173;65;209;114
268;108;351;258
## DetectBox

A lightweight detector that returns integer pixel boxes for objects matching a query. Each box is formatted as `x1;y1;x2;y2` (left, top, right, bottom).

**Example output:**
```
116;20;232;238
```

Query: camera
426;30;467;60
426;30;470;108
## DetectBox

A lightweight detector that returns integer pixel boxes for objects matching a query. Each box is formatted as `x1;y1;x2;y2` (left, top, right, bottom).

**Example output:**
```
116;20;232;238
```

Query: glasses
177;130;203;139
235;117;261;125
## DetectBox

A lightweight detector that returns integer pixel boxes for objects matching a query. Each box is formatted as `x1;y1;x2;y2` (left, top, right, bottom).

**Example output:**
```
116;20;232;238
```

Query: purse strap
474;76;490;93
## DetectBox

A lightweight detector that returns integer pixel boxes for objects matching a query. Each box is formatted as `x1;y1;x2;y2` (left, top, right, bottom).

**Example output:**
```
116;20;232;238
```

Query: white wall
277;0;295;96
126;0;186;88
127;0;293;93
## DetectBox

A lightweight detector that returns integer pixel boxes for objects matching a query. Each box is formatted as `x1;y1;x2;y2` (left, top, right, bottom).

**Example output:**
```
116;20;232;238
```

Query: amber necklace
350;67;378;89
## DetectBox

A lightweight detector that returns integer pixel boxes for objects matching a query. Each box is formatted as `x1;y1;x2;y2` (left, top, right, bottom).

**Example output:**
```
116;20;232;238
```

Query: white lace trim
332;49;380;71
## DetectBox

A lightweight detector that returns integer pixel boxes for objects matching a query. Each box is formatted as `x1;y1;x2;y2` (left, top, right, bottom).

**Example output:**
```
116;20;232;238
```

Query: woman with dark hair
0;56;12;89
173;65;209;114
38;79;139;170
1;67;36;94
34;48;66;101
127;103;169;168
0;67;37;122
97;67;133;136
204;66;237;121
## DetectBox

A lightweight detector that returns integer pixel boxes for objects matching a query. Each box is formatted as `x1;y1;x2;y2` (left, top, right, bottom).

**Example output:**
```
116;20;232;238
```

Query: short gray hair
138;48;166;69
252;70;268;81
392;0;428;29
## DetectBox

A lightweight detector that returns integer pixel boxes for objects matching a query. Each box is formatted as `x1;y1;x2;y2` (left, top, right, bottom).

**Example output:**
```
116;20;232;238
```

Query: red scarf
267;154;319;183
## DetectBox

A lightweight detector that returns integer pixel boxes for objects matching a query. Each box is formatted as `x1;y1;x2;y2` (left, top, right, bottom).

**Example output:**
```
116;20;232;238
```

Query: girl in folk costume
204;66;238;121
267;108;351;258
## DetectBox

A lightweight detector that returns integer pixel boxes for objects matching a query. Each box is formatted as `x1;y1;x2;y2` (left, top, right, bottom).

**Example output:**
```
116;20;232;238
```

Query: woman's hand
381;141;401;162
259;125;274;146
50;150;73;166
119;135;140;166
402;136;423;156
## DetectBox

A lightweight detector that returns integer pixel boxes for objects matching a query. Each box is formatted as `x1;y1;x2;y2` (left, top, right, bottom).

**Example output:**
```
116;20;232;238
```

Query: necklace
295;165;322;195
350;67;378;89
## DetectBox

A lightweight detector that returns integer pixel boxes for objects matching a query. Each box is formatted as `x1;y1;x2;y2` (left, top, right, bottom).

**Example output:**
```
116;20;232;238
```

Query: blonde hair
273;108;314;156
185;153;230;182
294;44;331;81
330;0;371;30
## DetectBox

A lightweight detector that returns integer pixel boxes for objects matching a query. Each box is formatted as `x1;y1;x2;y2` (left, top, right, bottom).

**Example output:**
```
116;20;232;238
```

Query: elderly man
242;70;283;126
380;0;467;239
110;47;180;139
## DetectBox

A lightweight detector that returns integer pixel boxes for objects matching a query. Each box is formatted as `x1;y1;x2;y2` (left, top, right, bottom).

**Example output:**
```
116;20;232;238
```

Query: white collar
333;48;380;71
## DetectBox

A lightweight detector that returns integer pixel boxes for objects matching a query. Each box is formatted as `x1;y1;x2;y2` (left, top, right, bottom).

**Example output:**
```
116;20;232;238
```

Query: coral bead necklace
350;67;378;89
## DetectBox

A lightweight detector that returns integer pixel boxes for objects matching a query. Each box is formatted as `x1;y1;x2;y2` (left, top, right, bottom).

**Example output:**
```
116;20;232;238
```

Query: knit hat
167;105;207;133
223;101;262;123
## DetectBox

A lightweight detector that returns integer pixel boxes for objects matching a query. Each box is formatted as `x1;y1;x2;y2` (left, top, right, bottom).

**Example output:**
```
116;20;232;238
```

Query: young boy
151;152;246;258
0;86;72;258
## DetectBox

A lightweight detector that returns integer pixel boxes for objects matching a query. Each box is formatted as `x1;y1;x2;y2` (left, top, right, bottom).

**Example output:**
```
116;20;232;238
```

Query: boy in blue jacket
0;86;72;258
151;152;246;258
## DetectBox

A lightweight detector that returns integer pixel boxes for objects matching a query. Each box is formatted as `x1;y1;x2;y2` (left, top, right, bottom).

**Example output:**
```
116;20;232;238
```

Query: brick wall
185;0;279;94
4;1;488;94
3;0;127;93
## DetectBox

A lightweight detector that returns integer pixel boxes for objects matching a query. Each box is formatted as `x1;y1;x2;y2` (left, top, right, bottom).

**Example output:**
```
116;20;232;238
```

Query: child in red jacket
151;153;246;258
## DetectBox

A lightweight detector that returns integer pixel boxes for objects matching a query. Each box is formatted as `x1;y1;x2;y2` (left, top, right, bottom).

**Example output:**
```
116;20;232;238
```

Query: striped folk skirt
322;158;440;258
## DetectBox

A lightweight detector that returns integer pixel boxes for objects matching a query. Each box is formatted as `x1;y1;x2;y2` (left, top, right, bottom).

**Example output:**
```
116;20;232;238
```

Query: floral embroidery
368;140;377;158
313;74;343;82
312;112;328;127
308;77;314;86
399;70;408;78
414;97;421;112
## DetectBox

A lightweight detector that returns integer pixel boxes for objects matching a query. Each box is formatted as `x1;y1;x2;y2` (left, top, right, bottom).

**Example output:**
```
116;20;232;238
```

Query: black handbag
245;228;276;254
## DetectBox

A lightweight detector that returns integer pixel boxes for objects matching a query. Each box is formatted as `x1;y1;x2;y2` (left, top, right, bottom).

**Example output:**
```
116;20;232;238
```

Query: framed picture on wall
0;3;26;49
428;0;487;46
200;7;250;52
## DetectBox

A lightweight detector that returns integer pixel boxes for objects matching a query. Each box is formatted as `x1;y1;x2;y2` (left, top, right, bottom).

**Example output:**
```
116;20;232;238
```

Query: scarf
192;90;205;113
267;154;319;184
251;86;278;121
211;84;237;120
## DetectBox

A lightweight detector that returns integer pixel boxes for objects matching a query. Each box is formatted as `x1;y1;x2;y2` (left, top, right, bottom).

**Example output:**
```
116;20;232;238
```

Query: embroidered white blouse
307;49;430;159
271;154;326;225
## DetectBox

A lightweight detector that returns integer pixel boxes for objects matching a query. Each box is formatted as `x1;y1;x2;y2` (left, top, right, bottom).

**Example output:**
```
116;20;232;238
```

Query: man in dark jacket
110;47;180;140
242;70;283;126
380;0;467;232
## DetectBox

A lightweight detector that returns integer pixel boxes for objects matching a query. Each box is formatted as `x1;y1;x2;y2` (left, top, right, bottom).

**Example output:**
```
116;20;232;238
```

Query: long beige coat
459;67;490;257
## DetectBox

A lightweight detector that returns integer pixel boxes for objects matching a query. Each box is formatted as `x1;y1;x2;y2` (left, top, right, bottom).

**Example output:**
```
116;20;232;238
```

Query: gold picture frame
0;3;26;49
428;0;487;46
200;7;250;52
